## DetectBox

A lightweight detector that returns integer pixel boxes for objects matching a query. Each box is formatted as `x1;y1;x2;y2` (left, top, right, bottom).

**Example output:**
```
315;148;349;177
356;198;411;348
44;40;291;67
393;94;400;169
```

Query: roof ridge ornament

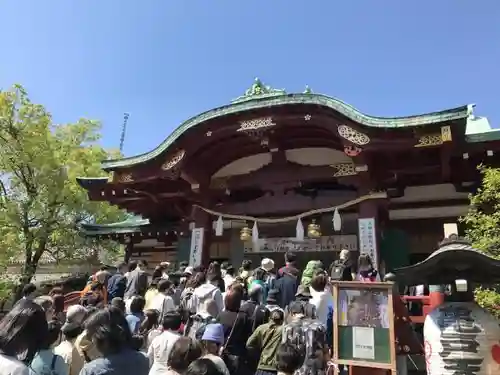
232;77;286;103
303;85;312;94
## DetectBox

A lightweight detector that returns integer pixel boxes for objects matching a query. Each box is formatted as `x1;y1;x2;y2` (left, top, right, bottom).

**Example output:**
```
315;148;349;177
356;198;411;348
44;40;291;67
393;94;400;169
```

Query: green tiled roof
101;87;471;170
81;216;150;236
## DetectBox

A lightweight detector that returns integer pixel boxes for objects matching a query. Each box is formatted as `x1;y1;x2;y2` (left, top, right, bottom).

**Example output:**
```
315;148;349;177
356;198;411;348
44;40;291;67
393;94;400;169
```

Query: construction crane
119;113;130;154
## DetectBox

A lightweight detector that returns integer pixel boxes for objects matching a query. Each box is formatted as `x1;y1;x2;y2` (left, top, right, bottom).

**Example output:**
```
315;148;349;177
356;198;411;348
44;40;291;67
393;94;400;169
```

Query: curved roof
394;239;500;285
102;80;471;170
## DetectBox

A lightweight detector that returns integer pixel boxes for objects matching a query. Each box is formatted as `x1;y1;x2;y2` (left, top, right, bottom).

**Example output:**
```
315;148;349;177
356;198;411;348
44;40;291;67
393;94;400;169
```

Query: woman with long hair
217;286;251;375
357;253;380;282
0;299;48;374
79;306;149;375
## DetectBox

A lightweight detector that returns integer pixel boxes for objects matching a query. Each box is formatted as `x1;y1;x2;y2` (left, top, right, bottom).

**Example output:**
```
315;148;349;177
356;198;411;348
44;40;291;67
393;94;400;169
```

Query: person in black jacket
275;252;300;309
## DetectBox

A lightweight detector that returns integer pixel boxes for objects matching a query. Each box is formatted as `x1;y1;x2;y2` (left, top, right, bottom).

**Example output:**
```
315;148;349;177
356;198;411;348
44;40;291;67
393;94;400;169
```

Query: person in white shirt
147;312;182;375
309;272;334;326
149;279;176;322
54;305;88;375
221;262;235;290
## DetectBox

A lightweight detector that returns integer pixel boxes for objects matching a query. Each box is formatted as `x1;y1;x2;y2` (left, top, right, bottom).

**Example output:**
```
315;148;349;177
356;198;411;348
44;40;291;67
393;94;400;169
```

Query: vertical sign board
358;218;378;267
189;227;204;267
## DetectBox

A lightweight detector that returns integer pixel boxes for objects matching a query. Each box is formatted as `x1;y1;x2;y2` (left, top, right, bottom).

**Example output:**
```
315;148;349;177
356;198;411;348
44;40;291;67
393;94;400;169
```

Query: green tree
0;84;126;294
461;165;500;318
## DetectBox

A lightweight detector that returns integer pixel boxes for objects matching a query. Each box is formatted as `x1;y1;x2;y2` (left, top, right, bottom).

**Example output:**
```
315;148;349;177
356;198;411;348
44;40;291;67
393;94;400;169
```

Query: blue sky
1;1;499;157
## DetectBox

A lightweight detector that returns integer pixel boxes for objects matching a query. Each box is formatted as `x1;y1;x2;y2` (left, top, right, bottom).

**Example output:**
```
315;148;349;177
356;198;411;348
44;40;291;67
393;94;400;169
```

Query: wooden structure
78;78;500;269
332;281;421;375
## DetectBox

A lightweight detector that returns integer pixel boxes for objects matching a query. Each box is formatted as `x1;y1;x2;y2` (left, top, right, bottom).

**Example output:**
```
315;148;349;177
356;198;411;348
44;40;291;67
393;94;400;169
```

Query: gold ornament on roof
307;219;321;238
240;225;252;241
338;125;370;146
237;117;276;132
161;150;185;170
232;78;286;103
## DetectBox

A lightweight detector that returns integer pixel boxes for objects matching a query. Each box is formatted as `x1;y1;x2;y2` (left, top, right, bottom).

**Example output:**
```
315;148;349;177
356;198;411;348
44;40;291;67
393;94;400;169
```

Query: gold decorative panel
441;125;452;142
161;150;185;171
116;173;133;183
332;163;358;177
414;134;443;148
337;125;370;146
237;117;276;132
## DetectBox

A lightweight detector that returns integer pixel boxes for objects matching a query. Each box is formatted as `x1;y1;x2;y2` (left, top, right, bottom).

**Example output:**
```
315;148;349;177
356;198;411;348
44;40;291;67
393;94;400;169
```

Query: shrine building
78;79;500;272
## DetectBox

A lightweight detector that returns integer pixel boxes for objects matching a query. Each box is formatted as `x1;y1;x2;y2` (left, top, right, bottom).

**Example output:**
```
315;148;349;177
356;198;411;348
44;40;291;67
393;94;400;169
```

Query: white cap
261;258;275;272
184;266;194;275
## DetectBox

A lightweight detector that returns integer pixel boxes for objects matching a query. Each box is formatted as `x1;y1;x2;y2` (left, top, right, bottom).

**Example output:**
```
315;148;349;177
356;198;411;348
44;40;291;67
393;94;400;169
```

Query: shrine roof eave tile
80;227;144;236
100;93;472;170
76;177;109;190
80;216;150;229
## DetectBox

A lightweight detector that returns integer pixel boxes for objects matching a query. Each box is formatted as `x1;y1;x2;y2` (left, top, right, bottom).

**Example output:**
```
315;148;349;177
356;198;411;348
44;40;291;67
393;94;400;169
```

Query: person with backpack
300;260;323;288
30;320;69;375
193;271;224;315
184;299;218;341
291;285;317;320
180;272;205;323
329;249;355;282
240;284;270;333
282;301;329;375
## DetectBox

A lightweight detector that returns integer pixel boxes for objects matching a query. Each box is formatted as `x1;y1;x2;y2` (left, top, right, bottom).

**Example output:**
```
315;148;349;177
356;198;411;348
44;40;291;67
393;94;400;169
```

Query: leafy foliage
462;165;500;317
0;84;126;289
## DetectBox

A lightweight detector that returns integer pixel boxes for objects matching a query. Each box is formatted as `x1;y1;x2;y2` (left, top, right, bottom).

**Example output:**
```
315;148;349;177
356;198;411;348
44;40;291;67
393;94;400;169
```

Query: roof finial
232;78;286;103
303;85;312;94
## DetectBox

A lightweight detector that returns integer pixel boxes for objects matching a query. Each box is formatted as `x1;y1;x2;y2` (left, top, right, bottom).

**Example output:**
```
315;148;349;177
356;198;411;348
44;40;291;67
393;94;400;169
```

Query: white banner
358;218;378;266
244;235;357;253
189;227;204;266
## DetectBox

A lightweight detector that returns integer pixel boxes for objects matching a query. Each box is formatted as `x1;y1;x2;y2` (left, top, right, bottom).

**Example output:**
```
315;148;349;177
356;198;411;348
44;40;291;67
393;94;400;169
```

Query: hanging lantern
240;225;252;241
296;218;304;240
333;208;342;232
307;219;321;238
215;216;224;236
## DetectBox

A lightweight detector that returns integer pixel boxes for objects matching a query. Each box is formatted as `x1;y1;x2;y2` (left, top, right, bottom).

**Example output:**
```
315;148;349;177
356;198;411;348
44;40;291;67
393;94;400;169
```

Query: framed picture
332;281;397;374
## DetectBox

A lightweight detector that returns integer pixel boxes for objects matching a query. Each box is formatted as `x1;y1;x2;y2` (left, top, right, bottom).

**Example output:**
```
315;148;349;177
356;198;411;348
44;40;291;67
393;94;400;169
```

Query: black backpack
330;260;346;281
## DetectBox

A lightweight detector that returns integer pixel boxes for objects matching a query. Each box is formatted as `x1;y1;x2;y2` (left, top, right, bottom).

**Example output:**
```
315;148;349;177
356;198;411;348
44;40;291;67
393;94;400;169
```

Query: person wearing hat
54;305;88;375
260;258;276;289
290;285;316;320
264;289;283;313
200;323;230;375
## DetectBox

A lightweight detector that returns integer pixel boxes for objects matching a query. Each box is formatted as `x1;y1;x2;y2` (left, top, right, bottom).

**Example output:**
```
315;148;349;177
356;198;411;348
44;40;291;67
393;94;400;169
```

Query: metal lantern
307;219;321;238
240;225;252;241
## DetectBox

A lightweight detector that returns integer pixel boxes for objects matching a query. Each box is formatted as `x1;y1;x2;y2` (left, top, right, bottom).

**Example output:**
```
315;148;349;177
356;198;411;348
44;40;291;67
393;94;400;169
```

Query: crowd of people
0;249;380;375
